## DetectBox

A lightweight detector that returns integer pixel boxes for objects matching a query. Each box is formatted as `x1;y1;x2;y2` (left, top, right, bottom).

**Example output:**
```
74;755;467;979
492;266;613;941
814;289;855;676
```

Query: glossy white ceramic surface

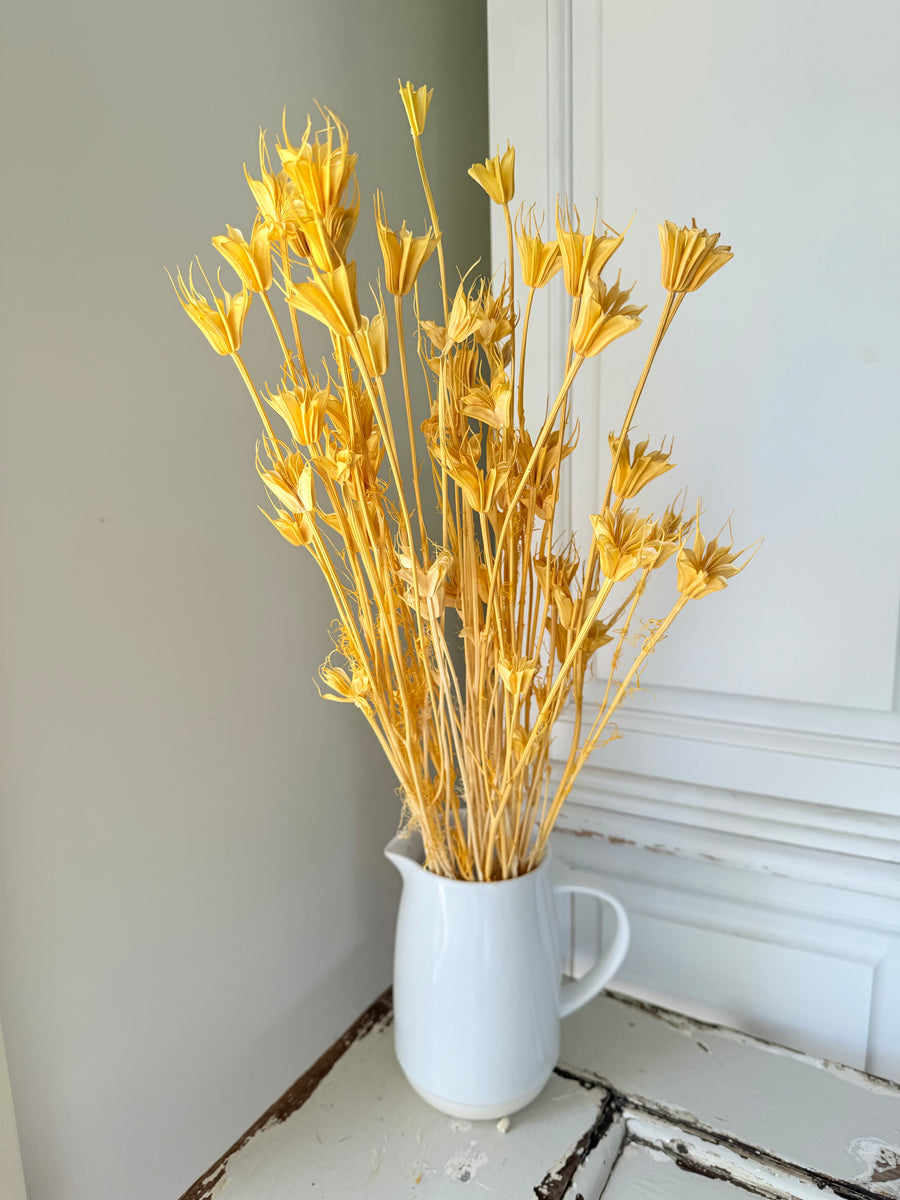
385;832;630;1118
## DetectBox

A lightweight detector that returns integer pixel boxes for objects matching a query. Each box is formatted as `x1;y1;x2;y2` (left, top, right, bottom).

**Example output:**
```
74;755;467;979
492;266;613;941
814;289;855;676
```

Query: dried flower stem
173;93;745;880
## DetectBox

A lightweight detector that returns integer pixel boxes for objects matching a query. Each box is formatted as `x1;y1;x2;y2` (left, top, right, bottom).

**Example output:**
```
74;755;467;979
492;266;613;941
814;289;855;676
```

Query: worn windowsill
178;990;900;1199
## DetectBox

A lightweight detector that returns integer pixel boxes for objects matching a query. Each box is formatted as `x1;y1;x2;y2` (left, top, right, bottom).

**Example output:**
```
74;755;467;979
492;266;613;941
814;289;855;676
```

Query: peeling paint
444;1145;488;1183
849;1138;900;1196
607;990;900;1097
179;989;900;1200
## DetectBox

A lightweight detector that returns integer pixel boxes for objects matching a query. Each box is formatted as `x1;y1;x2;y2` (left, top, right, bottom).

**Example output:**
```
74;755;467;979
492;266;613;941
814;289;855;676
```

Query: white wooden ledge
179;991;900;1199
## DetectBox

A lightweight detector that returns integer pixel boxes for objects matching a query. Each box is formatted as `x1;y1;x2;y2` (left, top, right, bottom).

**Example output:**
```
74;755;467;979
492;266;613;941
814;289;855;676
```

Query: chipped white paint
555;824;900;1079
192;990;900;1199
623;1111;861;1200
598;1140;750;1200
443;1144;488;1183
562;992;900;1192
849;1140;900;1198
206;1012;604;1197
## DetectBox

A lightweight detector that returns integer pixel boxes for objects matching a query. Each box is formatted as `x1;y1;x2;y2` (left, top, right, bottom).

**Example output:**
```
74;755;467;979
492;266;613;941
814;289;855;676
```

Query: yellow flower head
244;130;306;250
590;508;660;583
261;509;315;547
441;439;512;514
473;279;514;347
212;218;273;293
516;207;562;289
399;81;433;138
446;278;485;346
277;110;357;222
315;434;361;485
608;433;675;499
468;142;515;206
649;501;688;568
572;274;644;358
256;448;315;515
319;658;370;707
397;548;453;614
287;261;361;338
555;200;624;297
265;383;331;446
356;291;390;377
498;655;537;698
676;512;750;598
533;546;580;593
659;219;733;293
374;192;438;296
459;368;513;430
171;262;250;356
299;212;346;272
292;188;359;273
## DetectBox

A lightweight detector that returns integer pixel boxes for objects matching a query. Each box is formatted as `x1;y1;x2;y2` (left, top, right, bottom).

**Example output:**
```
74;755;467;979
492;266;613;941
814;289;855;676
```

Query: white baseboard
551;792;900;1083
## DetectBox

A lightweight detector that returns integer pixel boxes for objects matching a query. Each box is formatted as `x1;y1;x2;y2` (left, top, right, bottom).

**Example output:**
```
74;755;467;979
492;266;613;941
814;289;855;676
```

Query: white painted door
487;0;900;1075
0;1012;27;1200
179;990;900;1199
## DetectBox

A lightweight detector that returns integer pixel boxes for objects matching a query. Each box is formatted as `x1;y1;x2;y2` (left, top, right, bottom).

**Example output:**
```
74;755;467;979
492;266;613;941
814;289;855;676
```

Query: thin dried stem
174;97;743;880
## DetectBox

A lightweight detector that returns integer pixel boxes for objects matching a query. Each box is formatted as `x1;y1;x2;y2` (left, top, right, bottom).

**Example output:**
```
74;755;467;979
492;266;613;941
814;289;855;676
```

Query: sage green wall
0;2;488;1197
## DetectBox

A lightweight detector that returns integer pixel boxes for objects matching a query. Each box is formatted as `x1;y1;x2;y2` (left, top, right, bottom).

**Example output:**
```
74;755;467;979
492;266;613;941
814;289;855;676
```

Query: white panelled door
487;0;900;1074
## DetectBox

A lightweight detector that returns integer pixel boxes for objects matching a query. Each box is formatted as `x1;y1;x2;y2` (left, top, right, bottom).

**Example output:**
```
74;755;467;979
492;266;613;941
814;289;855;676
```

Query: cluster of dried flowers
172;84;751;881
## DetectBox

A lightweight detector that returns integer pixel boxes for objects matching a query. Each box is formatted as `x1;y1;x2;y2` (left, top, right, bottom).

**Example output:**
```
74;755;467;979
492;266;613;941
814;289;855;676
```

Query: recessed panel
597;1141;751;1199
585;0;900;710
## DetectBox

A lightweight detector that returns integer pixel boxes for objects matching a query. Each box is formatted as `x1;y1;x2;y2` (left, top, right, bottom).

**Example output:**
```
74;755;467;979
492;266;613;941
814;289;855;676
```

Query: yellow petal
399;81;433;137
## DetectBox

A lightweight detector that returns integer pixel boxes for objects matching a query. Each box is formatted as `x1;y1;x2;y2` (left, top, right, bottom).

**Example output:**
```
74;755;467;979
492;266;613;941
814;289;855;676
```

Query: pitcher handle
554;869;630;1019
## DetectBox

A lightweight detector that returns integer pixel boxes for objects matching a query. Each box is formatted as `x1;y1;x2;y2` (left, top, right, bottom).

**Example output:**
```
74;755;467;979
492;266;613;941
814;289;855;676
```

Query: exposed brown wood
534;1087;621;1200
177;989;392;1200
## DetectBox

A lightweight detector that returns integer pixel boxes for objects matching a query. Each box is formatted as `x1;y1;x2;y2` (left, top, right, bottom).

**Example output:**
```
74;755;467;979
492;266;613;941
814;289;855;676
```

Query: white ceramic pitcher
385;830;630;1119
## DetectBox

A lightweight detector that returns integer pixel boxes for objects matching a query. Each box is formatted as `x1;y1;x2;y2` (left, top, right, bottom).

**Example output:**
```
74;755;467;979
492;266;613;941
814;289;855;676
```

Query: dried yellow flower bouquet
172;83;752;882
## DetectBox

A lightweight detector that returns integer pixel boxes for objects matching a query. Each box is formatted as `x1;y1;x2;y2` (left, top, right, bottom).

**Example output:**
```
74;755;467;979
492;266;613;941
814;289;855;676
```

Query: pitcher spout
385;831;424;881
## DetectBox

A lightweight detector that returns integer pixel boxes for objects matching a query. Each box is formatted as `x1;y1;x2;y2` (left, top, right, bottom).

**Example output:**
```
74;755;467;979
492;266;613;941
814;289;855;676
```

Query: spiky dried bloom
608;433;675;499
468;143;515;206
590;509;660;583
555;200;624;297
256;447;315;514
676;517;750;598
287;262;361;337
659;219;733;293
445;278;486;345
356;296;390;377
399;81;433;137
277;110;357;219
265;382;331;446
171;264;250;355
572;275;645;358
375;193;438;296
516;208;563;289
244;132;299;244
171;89;748;881
212;220;273;293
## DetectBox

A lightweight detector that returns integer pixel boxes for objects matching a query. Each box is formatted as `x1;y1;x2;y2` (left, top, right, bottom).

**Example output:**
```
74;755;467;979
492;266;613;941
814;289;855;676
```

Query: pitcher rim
385;831;550;888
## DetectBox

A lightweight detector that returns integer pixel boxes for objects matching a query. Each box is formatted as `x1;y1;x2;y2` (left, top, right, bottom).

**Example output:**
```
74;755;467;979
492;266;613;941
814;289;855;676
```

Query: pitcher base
404;1075;548;1121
